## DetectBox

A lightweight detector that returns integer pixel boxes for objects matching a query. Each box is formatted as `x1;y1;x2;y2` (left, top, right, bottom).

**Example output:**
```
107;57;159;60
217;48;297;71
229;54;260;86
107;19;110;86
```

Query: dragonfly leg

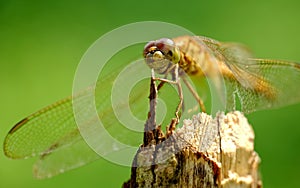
152;78;183;121
182;76;206;113
157;81;166;91
155;64;178;91
153;77;177;85
151;65;183;123
174;80;183;122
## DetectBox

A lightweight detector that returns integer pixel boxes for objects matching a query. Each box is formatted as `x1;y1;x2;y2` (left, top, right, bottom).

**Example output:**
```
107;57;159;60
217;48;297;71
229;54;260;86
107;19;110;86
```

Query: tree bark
123;111;262;188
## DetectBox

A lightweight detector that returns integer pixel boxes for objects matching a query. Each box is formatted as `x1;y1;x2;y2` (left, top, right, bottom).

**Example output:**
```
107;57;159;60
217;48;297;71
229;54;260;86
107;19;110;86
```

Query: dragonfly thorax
143;38;180;74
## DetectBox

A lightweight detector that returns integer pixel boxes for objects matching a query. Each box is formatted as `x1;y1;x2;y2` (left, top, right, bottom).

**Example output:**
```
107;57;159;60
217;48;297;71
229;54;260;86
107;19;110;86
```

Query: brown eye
167;50;173;56
143;41;155;57
144;41;155;51
156;38;175;47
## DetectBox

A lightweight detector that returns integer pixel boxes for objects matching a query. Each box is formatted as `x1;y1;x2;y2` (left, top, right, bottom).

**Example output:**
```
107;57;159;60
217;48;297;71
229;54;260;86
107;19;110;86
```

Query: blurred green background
1;0;300;187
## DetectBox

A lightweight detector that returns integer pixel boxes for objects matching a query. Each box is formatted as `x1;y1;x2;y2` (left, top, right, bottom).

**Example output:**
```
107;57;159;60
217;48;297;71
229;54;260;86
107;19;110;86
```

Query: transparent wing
3;92;101;178
3;96;77;159
3;55;151;178
226;58;300;113
33;128;100;179
199;36;300;113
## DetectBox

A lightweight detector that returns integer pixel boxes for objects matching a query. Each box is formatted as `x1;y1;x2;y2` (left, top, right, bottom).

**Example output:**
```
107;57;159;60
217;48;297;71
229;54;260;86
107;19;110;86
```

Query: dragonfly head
143;38;180;74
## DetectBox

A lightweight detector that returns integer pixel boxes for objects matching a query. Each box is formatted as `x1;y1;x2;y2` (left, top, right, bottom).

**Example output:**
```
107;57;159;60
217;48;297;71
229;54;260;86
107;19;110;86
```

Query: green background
1;0;300;187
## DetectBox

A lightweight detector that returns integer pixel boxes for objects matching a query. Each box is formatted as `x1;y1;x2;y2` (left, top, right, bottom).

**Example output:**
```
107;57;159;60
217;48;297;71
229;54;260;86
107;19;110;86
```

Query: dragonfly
4;35;300;179
144;36;300;115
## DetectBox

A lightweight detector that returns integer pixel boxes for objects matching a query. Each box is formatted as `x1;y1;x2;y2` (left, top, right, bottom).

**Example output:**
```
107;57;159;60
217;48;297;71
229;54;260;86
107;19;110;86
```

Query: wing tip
8;118;29;134
2;118;30;158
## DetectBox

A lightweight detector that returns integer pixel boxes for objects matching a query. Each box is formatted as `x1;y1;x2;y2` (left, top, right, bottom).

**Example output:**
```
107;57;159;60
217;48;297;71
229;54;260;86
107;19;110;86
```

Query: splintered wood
123;112;262;188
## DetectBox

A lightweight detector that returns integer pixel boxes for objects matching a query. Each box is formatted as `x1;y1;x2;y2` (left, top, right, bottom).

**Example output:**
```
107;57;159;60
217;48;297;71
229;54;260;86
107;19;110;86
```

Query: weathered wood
123;112;262;188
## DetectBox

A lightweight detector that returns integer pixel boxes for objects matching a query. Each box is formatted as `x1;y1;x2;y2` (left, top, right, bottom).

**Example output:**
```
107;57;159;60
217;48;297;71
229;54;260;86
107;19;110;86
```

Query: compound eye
155;38;176;56
143;41;156;57
155;38;180;63
156;38;175;48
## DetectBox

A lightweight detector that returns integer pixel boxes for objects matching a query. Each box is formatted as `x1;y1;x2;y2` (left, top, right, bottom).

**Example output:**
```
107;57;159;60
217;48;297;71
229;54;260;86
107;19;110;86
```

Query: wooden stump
123;111;262;188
